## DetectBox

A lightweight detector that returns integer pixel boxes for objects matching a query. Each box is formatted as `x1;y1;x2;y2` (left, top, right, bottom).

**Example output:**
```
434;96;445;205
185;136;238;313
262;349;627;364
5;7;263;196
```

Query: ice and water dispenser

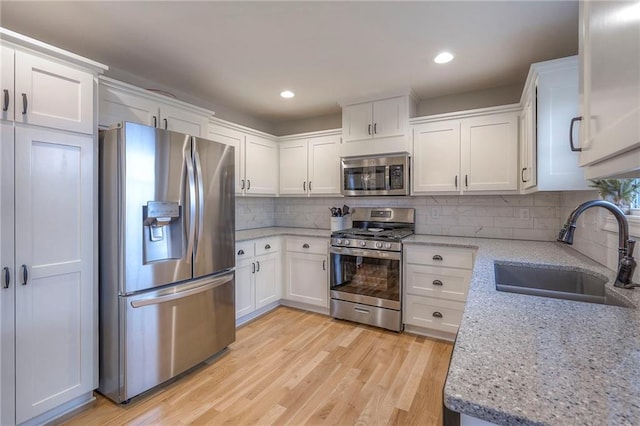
142;201;183;263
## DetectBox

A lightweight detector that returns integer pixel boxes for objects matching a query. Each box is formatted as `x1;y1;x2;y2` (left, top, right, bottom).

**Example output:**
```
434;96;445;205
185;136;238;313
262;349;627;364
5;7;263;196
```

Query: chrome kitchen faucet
558;200;637;288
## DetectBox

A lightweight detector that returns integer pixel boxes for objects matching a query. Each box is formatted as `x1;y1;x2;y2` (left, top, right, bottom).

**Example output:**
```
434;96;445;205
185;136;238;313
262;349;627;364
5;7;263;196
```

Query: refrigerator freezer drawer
120;272;235;402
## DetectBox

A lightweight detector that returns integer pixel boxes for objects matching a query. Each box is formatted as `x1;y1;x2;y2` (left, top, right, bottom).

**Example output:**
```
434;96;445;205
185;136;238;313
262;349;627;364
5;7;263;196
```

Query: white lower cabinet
283;237;329;309
403;244;474;341
235;238;280;322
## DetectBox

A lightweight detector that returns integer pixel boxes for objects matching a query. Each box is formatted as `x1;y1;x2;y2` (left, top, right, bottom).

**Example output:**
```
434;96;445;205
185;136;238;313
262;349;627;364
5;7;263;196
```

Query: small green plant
588;179;640;212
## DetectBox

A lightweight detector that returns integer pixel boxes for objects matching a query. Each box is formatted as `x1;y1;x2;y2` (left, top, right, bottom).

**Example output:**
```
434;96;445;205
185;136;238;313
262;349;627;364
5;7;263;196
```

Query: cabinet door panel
373;97;405;139
161;104;208;137
461;113;518;191
520;98;537;190
279;139;308;195
0;123;15;426
245;135;277;195
100;86;158;129
308;135;340;195
342;102;372;142
412;120;460;193
285;252;328;308
1;46;14;122
255;254;278;308
208;124;245;194
579;0;640;166
235;260;254;319
14;127;94;423
15;51;93;134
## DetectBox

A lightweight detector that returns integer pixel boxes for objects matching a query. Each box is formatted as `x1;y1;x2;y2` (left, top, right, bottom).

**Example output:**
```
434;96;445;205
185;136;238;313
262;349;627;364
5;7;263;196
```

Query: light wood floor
62;307;453;425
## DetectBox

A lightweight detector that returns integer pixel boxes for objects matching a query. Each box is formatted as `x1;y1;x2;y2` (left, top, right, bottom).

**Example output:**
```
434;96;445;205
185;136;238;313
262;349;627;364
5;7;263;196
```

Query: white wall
417;84;522;117
272;113;342;137
105;66;276;134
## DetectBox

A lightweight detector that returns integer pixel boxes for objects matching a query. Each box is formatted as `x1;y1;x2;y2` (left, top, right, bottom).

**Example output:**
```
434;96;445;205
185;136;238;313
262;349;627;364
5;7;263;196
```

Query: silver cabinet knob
375;242;382;249
384;243;392;249
359;241;366;247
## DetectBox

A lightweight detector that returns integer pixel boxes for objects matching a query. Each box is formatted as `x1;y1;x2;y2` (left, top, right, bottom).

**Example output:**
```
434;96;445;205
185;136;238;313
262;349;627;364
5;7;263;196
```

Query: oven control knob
359;241;366;247
375;242;382;249
336;239;343;245
384;243;392;249
344;239;350;245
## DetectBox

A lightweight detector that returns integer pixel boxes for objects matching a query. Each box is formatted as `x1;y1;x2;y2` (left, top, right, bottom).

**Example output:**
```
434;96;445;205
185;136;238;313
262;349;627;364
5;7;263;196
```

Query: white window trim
603;214;640;238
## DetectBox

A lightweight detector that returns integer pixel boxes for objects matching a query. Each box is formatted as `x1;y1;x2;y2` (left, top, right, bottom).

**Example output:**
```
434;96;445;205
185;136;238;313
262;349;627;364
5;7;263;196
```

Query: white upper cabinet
340;94;416;156
520;56;589;192
461;112;518;192
1;46;15;122
520;94;536;190
578;1;640;178
412;120;461;193
412;107;519;195
308;134;341;195
208;119;278;196
1;48;93;134
245;134;278;195
207;123;245;194
99;77;211;137
279;131;341;197
279;140;308;195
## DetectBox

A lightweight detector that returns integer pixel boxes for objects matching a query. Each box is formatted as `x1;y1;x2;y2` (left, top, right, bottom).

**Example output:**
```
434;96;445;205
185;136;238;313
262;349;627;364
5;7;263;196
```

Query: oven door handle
330;246;401;261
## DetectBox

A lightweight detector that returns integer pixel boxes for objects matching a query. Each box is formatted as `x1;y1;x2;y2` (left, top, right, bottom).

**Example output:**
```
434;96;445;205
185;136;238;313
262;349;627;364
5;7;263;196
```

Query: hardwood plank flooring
61;307;453;426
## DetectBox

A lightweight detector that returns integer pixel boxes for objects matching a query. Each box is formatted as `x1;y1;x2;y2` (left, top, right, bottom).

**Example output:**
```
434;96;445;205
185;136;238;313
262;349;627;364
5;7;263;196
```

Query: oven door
329;246;401;310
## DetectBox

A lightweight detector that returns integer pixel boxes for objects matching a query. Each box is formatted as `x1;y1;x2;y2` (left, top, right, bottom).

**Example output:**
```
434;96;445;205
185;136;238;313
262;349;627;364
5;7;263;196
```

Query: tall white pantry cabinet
0;29;106;425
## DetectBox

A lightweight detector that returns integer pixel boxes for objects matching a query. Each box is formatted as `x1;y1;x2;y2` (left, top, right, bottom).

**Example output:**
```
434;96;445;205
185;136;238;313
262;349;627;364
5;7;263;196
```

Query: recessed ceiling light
280;90;295;98
434;52;454;64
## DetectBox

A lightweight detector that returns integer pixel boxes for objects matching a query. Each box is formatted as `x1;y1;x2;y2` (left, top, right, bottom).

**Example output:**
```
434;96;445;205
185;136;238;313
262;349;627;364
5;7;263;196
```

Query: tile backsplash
273;193;562;241
237;191;637;281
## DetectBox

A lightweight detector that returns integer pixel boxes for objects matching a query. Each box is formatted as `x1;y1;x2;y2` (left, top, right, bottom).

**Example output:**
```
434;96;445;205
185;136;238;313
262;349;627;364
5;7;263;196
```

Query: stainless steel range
329;207;415;332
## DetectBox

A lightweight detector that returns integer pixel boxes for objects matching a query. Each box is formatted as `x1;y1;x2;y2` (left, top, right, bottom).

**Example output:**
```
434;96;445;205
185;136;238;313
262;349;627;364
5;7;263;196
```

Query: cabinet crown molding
410;103;521;125
1;27;107;73
338;89;417;107
100;76;215;118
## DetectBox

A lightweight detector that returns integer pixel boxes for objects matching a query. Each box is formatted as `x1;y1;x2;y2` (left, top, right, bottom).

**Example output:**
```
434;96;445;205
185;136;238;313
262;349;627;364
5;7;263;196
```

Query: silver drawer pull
432;280;443;286
303;243;310;249
354;307;370;314
265;244;271;250
237;249;245;255
432;255;443;261
432;312;443;319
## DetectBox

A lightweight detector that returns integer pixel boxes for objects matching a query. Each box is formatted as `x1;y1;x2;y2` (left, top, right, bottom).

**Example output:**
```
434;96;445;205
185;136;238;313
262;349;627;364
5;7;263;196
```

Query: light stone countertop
404;235;640;425
235;226;331;242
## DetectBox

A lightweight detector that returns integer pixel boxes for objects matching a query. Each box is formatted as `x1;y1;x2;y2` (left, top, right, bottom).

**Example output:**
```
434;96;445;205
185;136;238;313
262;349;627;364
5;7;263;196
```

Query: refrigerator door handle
185;148;197;260
130;273;233;308
193;140;205;258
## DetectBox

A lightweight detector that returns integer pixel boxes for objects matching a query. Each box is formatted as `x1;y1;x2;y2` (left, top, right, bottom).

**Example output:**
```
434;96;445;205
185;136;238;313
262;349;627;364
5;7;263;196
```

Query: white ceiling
0;1;578;123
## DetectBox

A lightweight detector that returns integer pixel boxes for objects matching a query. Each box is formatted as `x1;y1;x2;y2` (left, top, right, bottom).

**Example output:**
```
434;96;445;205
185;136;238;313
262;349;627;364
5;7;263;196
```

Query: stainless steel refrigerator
98;122;235;403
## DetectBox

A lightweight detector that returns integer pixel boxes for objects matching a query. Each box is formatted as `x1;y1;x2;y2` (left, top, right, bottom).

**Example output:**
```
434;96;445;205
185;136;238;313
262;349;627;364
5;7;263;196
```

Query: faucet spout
558;200;636;288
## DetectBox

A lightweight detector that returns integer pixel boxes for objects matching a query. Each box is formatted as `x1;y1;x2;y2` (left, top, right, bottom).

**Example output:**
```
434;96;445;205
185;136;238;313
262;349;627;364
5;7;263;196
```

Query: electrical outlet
431;207;440;218
519;208;530;220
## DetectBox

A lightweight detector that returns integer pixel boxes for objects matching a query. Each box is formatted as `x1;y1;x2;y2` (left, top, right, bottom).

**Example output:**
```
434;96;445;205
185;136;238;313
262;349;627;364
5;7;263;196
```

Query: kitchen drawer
404;295;464;334
236;241;255;260
285;237;327;255
255;238;280;256
405;245;474;269
405;264;471;302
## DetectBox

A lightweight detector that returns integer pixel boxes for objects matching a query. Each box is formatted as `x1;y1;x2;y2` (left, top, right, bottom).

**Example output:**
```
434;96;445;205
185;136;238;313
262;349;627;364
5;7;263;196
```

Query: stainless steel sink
494;262;631;307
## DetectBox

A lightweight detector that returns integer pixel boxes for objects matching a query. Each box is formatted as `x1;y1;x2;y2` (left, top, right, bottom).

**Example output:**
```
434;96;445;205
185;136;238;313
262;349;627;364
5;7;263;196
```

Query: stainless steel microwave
341;154;409;196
